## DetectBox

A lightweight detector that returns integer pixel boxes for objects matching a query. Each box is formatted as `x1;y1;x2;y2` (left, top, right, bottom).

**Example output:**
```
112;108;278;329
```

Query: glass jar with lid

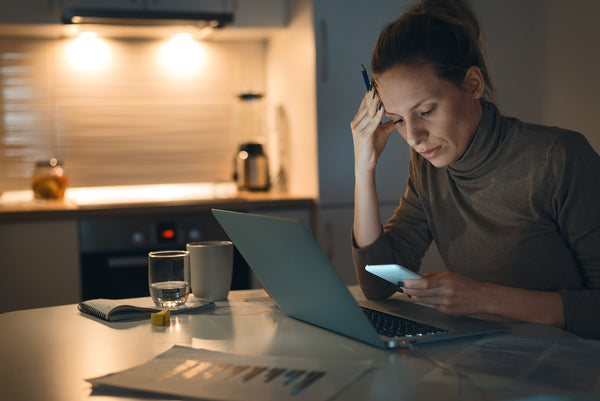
31;158;68;200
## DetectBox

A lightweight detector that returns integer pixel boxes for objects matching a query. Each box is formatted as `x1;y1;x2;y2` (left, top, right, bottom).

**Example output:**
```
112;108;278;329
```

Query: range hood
62;7;234;28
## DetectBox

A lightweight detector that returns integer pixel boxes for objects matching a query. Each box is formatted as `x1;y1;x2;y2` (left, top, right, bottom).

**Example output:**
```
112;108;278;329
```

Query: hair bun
371;0;494;100
410;0;481;45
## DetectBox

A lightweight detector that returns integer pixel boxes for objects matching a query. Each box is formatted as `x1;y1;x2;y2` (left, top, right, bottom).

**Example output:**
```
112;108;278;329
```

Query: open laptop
212;209;505;349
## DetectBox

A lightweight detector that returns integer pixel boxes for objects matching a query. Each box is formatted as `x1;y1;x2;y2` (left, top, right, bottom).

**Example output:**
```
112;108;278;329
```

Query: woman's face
375;63;484;168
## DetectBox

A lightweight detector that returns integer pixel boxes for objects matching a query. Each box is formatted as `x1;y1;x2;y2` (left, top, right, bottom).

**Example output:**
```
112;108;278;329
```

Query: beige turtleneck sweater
352;102;600;339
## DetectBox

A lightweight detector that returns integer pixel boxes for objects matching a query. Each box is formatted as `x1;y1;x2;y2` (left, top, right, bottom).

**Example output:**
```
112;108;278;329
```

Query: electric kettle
233;142;270;191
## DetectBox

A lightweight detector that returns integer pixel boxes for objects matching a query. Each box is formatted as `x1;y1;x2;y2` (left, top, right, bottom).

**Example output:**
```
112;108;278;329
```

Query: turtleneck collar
447;101;509;179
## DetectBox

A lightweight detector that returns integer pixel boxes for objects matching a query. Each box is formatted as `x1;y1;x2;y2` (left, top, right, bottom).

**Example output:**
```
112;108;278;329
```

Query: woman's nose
404;121;427;147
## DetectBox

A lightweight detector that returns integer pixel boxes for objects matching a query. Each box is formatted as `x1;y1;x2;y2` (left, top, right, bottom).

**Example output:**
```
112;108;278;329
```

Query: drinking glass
148;250;190;308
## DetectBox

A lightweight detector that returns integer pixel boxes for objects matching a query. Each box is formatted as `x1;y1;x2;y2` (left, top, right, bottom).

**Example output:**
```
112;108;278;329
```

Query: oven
78;211;251;300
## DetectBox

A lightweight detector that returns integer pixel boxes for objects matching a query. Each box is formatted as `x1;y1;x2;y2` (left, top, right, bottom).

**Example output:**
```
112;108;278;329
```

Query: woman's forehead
375;64;450;114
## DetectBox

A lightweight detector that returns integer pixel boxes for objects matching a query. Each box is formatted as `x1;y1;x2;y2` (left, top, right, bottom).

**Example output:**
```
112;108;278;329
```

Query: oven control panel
79;212;229;253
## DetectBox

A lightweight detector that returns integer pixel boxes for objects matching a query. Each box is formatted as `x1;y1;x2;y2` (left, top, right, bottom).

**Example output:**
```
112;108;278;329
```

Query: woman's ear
462;66;485;100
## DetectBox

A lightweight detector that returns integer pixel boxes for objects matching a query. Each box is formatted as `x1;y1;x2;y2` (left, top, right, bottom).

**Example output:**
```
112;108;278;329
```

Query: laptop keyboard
361;307;448;338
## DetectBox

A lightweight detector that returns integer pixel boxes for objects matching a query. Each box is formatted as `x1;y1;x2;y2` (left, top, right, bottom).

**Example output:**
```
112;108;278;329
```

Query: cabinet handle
318;19;329;83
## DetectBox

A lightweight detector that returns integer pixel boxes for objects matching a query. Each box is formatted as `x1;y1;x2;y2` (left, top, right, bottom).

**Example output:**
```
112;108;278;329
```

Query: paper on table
88;345;372;401
423;335;600;398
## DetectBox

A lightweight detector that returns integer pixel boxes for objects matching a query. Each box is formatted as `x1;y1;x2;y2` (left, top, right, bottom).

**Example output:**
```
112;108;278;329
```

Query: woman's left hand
401;271;489;315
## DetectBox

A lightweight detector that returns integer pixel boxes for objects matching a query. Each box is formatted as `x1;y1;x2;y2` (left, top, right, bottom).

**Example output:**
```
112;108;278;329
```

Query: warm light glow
66;32;110;72
172;316;182;332
159;33;206;76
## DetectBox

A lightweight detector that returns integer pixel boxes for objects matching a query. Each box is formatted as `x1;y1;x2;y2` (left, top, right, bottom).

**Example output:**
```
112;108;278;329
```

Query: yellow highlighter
151;308;171;326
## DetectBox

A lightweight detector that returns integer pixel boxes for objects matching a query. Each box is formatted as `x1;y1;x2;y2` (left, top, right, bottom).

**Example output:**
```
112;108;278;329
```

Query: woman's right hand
350;87;396;175
351;86;397;249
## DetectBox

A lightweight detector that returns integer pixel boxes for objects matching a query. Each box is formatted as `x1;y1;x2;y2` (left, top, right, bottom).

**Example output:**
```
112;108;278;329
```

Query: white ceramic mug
186;241;233;301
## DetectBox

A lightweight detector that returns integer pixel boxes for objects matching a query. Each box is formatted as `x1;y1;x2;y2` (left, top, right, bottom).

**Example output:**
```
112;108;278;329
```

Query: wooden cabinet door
0;219;80;312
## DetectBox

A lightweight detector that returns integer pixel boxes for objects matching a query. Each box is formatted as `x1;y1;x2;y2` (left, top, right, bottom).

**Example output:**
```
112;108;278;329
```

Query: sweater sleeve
352;157;433;299
351;228;397;299
549;133;600;339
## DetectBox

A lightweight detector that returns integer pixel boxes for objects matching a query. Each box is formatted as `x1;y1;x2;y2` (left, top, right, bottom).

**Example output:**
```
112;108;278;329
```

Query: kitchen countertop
0;183;316;221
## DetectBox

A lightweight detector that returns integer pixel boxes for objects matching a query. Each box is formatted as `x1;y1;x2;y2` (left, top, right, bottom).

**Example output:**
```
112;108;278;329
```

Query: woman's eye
394;118;404;125
421;107;434;117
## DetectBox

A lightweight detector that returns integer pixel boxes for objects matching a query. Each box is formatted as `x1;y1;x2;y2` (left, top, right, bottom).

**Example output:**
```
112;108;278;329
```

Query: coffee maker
232;93;270;191
233;142;270;191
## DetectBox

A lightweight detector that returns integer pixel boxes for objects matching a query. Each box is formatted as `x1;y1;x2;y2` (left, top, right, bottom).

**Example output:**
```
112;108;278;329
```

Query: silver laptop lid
212;209;387;348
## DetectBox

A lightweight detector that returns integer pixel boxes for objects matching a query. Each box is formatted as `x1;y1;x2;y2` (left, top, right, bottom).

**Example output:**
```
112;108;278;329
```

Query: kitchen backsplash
0;34;267;192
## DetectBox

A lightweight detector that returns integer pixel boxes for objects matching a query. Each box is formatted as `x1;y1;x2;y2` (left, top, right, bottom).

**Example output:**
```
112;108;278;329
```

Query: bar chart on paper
151;359;326;396
88;346;372;401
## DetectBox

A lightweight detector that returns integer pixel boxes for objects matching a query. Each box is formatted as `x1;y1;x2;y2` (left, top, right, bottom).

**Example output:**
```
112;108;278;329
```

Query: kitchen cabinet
316;207;355;283
142;0;288;28
0;194;315;312
230;0;287;28
0;0;61;24
0;0;288;27
0;219;80;314
1;0;287;27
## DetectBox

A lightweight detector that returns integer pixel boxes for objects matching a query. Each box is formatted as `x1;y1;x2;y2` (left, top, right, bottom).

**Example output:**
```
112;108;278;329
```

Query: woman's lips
420;145;442;160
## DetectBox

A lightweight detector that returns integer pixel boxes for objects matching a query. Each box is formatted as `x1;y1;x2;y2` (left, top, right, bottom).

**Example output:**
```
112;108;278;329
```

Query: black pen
361;64;371;91
362;64;382;111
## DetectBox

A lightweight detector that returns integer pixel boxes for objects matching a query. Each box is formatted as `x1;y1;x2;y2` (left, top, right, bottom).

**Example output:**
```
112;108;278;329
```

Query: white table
0;289;596;401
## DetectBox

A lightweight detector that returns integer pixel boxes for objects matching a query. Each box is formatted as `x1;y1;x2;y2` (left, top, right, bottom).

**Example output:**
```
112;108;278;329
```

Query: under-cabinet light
159;33;207;76
62;7;233;29
65;32;110;72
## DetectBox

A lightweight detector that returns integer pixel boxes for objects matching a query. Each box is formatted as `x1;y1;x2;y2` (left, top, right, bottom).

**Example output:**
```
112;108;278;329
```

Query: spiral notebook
78;297;215;322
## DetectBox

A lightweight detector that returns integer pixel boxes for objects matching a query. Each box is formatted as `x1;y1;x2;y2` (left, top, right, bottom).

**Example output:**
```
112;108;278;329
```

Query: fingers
363;103;386;134
401;273;485;315
351;89;383;131
402;275;439;290
351;88;393;172
402;274;449;304
352;90;374;124
379;119;397;138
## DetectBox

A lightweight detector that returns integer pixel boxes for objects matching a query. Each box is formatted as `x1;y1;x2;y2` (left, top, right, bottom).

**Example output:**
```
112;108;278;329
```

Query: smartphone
365;264;423;285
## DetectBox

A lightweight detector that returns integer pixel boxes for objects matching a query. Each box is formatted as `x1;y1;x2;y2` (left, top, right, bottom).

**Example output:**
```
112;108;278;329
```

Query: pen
361;64;371;91
362;64;382;111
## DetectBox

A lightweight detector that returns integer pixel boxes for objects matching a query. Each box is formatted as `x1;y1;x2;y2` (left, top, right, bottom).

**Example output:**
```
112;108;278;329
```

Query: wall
0;33;269;192
265;0;318;197
471;0;600;152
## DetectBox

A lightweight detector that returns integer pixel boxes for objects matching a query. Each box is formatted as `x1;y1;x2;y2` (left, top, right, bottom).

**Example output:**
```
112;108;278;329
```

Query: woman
350;0;600;338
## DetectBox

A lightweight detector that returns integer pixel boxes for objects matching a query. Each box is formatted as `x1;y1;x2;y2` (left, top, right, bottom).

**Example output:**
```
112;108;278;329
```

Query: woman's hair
372;0;493;99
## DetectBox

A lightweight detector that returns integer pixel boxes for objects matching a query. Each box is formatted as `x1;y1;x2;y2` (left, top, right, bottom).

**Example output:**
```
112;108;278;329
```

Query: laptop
212;209;505;349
